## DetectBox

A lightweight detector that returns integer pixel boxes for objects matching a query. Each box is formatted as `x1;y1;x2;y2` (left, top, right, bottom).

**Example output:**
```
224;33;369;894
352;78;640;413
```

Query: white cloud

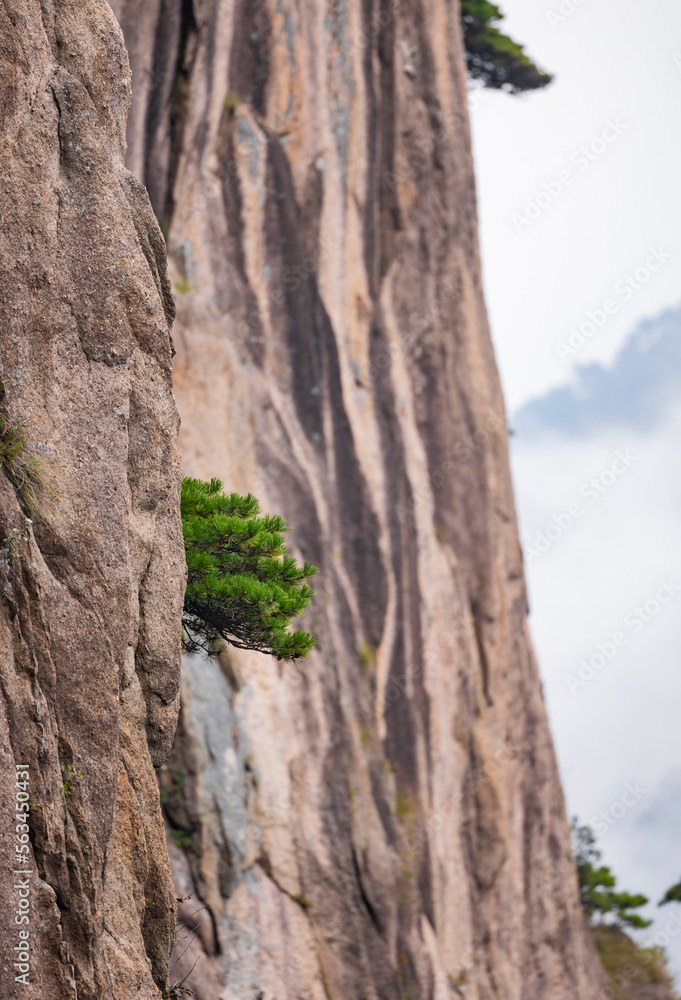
468;0;681;977
511;393;681;980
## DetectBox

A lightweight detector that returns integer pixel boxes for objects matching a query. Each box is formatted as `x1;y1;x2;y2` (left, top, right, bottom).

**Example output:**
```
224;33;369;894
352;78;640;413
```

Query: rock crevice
0;2;184;997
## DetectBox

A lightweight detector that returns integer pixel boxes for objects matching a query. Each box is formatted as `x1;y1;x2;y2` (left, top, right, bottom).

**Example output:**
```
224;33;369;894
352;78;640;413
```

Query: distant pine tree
572;819;652;929
660;878;681;906
461;1;552;93
181;477;318;660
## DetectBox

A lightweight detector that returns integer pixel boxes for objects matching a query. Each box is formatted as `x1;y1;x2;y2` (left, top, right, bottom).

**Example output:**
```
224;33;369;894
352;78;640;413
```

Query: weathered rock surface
111;2;609;998
590;927;678;1000
0;2;184;997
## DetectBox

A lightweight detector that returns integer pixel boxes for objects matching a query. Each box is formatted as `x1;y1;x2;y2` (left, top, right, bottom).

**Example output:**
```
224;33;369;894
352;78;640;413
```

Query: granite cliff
0;2;184;997
1;0;613;998
107;2;610;998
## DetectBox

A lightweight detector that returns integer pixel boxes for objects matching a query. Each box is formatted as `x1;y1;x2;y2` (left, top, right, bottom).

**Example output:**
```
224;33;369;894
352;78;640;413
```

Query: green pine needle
572;818;652;930
460;0;552;93
181;477;318;661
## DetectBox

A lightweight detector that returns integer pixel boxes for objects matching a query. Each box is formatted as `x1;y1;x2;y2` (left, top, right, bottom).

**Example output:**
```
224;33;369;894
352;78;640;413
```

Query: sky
510;320;681;979
469;0;681;413
468;0;681;984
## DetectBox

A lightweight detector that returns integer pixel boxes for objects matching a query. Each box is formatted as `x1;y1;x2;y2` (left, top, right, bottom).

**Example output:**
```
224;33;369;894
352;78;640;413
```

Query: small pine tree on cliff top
461;1;552;93
181;477;317;660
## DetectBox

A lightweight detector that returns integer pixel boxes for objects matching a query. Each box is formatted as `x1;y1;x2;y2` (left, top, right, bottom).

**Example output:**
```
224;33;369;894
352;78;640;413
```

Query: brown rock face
111;2;608;999
0;2;184;998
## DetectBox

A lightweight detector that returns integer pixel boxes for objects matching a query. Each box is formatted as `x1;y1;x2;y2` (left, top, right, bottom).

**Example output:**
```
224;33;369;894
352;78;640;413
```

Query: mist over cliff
510;306;681;992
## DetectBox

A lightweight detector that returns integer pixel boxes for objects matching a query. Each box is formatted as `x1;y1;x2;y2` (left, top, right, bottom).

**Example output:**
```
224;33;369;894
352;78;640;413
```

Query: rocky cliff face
0;3;184;997
111;2;605;999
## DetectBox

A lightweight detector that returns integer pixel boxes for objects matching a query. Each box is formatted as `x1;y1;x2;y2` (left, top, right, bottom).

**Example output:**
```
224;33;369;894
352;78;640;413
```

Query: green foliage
395;790;411;821
1;526;28;565
0;404;59;518
61;763;83;797
660;877;681;906
181;477;318;660
608;891;652;930
223;92;242;119
171;73;190;122
292;893;310;909
572;819;652;929
359;641;375;673
592;924;674;995
171;828;193;850
460;1;552;93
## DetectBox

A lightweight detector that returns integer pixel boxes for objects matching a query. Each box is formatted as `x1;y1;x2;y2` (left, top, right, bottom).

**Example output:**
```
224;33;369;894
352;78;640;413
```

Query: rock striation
109;1;610;997
0;2;184;997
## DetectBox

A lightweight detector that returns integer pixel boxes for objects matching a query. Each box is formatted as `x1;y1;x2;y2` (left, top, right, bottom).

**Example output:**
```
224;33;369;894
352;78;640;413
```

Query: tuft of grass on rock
0;408;59;519
395;790;411;821
359;642;375;673
61;763;83;797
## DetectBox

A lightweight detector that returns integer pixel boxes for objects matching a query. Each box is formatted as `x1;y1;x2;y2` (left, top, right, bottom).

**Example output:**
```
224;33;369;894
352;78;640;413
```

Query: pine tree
571;819;652;929
461;1;552;93
660;878;681;906
181;477;318;660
